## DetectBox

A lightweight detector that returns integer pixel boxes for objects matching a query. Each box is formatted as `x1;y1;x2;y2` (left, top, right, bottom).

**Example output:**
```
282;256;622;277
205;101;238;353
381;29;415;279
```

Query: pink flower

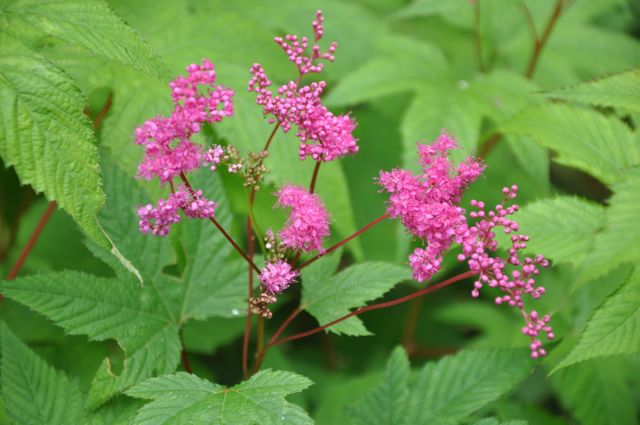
276;185;330;252
378;132;483;281
274;10;337;75
248;11;358;162
135;59;234;182
259;260;299;293
458;186;553;358
137;187;216;237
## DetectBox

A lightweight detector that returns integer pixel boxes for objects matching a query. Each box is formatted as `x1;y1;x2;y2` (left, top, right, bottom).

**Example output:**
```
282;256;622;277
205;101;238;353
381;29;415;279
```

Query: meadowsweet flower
135;59;234;182
276;185;330;252
137;188;216;236
378;132;483;281
248;11;358;162
458;186;553;358
259;260;299;293
274;10;337;75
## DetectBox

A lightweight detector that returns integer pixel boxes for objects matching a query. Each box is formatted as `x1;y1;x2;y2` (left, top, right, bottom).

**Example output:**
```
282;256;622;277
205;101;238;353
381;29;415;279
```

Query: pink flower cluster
378;133;483;282
138;188;216;236
259;260;299;294
248;11;358;162
276;185;330;252
379;132;552;357
135;59;234;182
274;10;337;75
135;59;233;236
458;186;553;358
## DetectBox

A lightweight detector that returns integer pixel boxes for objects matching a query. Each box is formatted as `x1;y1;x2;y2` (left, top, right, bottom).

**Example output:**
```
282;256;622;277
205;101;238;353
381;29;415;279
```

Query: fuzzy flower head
458;186;553;358
276;185;330;252
259;260;299;294
378;132;483;282
135;59;234;183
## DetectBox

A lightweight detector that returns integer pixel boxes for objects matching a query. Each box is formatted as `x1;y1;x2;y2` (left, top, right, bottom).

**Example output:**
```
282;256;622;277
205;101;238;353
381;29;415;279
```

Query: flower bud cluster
458;186;553;358
248;11;358;162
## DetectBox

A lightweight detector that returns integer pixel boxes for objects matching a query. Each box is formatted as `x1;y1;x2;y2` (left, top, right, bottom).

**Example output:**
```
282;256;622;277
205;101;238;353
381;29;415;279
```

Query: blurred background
1;1;639;423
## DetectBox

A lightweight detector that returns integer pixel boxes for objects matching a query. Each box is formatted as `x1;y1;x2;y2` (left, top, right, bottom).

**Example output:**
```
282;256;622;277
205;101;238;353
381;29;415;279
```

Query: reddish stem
525;0;564;79
5;201;57;281
178;173;259;273
309;161;322;194
179;332;193;373
270;270;477;347
299;213;390;270
269;307;303;346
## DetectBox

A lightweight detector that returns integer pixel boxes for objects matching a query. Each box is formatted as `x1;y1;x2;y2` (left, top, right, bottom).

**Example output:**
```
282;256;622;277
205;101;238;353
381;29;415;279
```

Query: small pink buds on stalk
276;185;330;253
379;132;553;358
249;11;358;163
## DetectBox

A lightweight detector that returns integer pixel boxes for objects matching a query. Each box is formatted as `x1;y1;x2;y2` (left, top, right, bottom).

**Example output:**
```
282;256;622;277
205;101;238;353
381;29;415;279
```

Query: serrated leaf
3;155;245;407
0;322;85;425
0;0;168;79
512;196;606;265
500;104;640;184
554;268;640;371
301;260;410;335
349;346;410;425
405;349;533;425
545;69;640;112
578;176;640;280
126;370;313;425
551;359;636;425
0;36;106;246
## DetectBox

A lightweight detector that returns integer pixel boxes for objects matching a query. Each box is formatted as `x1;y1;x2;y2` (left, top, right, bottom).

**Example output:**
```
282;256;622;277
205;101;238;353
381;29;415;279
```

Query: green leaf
0;36;106;246
3;155;245;407
126;370;313;425
349;346;410;425
402;81;484;168
301;260;410;335
578;176;640;280
545;69;640;113
0;0;168;79
551;359;637;425
1;271;181;409
326;34;447;107
554;268;640;371
0;322;85;425
405;349;533;425
349;348;533;425
500;104;640;184
512;196;606;265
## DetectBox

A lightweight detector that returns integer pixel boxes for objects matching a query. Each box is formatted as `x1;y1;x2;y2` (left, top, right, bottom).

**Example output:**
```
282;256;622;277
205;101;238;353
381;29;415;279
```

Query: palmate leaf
551;359;637;425
0;36;107;246
0;322;85;425
511;196;606;265
126;370;313;425
554;268;640;371
545;68;640;113
0;0;168;79
349;347;534;425
3;155;245;407
500;104;640;185
301;253;410;335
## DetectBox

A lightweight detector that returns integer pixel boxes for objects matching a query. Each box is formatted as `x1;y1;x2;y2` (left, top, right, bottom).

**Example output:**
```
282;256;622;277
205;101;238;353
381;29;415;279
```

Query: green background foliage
1;0;639;423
